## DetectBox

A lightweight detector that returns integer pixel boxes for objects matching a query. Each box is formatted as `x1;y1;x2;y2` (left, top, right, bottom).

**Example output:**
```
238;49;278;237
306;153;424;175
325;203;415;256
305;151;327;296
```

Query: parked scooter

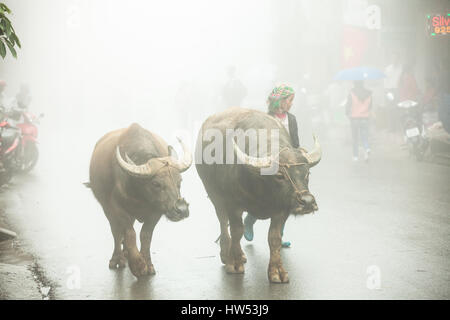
0;107;43;186
15;110;43;172
397;100;428;161
0;116;22;186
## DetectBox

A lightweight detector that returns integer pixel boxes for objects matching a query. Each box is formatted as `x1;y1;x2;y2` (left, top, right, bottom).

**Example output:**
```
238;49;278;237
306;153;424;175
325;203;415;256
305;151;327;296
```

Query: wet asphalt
0;126;449;300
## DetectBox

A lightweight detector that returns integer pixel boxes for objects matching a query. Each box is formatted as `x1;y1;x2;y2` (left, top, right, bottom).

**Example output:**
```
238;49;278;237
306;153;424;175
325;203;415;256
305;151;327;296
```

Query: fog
2;0;275;135
1;0;448;247
1;0;449;299
0;0;344;181
3;0;447;150
0;0;356;150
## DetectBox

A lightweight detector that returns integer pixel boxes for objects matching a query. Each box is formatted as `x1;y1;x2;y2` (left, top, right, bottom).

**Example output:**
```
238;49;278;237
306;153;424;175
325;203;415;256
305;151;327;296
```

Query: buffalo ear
168;145;179;159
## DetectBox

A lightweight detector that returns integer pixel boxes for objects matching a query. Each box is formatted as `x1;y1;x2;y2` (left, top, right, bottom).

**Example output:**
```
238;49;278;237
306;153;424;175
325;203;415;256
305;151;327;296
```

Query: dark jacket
287;112;300;148
269;111;300;148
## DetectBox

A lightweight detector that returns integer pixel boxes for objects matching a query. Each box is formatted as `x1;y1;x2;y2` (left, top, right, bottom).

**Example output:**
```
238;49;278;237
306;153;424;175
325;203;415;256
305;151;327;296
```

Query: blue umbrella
334;66;385;81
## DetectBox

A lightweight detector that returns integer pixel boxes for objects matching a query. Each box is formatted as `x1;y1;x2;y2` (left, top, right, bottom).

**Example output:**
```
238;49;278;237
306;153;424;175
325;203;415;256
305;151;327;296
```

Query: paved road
0;128;449;299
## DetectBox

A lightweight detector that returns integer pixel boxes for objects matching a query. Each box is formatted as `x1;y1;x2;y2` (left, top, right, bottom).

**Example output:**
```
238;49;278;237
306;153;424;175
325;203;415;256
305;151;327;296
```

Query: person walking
243;85;299;248
346;80;372;161
222;66;248;108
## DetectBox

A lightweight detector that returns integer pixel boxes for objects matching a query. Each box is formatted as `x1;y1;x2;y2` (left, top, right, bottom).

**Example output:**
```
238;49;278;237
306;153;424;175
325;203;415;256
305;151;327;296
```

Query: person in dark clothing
268;111;300;147
222;66;248;108
243;85;299;248
266;85;300;143
346;80;373;161
288;113;300;147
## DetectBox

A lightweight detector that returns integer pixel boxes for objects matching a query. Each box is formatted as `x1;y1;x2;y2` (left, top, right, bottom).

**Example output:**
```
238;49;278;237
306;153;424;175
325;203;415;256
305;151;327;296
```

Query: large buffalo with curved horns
195;107;321;283
88;123;192;278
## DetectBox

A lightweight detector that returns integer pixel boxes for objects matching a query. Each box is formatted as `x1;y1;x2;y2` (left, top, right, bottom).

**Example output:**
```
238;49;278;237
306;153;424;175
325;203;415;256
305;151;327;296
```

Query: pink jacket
350;92;371;118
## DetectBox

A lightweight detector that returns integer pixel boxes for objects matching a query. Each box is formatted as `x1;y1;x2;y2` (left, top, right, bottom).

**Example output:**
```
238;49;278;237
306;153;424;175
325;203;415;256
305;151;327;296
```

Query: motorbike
0;107;43;186
15;110;43;172
397;99;428;161
0;116;22;186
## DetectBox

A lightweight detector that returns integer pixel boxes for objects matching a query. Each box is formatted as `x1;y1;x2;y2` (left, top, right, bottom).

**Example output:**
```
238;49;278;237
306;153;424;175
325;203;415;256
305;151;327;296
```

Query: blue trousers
350;118;369;157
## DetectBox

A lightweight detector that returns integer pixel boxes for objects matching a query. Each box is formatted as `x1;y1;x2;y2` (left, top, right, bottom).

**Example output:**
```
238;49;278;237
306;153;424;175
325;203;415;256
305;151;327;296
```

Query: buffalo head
234;135;321;215
116;137;192;221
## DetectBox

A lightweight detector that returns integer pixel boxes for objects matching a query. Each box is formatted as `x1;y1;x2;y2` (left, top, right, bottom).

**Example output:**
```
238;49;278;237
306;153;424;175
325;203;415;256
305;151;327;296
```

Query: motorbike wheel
21;144;39;173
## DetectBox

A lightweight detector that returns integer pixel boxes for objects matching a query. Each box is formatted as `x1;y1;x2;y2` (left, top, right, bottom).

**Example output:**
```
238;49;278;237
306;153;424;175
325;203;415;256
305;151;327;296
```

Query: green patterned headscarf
267;85;295;113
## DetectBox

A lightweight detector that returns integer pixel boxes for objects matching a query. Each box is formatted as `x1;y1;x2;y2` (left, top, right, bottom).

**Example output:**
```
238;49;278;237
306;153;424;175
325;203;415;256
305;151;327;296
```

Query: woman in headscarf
243;85;300;248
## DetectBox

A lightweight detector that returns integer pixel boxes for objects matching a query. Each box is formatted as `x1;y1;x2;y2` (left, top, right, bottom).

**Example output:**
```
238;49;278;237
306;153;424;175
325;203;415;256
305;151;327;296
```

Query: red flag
342;25;369;68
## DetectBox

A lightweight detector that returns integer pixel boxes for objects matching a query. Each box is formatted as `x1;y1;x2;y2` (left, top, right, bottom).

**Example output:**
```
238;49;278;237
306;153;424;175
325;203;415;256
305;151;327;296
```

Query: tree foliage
0;2;20;59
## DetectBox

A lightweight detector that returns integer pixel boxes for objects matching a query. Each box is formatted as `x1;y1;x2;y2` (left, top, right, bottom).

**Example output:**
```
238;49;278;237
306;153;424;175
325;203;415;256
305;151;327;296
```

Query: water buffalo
195;107;321;283
88;123;192;278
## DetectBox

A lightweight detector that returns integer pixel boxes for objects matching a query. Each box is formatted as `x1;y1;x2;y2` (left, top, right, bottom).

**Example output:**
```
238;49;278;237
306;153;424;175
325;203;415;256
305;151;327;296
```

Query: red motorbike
0;108;43;186
0;117;22;186
16;110;43;172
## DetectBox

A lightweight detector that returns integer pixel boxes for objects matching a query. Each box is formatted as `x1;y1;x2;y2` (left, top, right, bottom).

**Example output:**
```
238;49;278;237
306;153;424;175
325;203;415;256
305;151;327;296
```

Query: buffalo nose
175;198;189;218
301;194;315;207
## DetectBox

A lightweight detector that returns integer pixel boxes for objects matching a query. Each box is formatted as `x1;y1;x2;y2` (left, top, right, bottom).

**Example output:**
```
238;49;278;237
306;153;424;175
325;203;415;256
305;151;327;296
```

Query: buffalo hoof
220;253;246;265
240;251;247;264
225;263;245;274
129;255;149;278
143;258;156;275
109;254;127;269
147;264;156;275
268;266;289;284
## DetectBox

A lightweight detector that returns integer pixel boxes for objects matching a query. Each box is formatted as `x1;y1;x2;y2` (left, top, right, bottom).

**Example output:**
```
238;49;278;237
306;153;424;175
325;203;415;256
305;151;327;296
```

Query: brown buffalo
88;123;192;278
195;107;321;283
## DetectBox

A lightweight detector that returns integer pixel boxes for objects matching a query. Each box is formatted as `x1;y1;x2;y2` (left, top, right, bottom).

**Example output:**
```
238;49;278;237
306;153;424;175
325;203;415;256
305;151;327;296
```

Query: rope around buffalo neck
280;165;309;205
274;147;309;204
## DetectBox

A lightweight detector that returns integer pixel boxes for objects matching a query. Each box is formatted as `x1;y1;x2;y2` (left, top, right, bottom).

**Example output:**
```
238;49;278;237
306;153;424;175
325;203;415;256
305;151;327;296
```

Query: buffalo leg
102;203;126;269
213;203;231;265
225;211;245;274
124;225;149;278
108;222;127;269
140;215;161;275
109;196;147;278
267;214;289;283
